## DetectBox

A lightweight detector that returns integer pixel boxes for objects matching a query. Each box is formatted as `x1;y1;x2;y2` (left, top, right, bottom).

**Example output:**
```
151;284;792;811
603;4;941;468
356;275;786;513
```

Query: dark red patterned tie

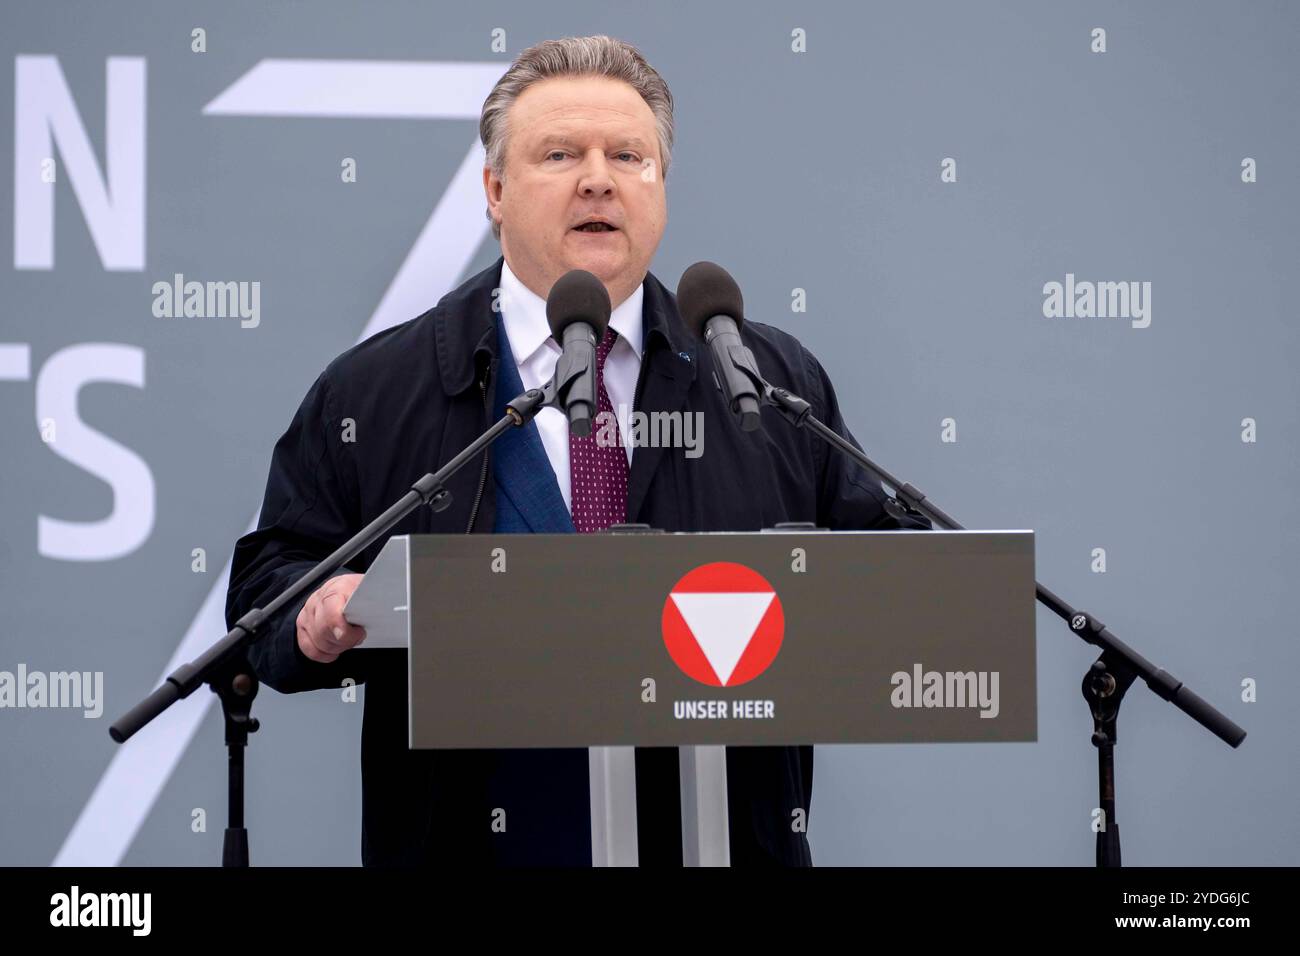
569;327;628;532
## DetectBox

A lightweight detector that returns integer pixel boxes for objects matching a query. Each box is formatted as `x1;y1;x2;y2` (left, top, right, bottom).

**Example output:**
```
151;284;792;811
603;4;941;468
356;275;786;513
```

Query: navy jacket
225;256;930;866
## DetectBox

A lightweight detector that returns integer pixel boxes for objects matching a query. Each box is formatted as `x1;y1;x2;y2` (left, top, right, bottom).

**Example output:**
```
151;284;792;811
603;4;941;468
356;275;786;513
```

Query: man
225;35;928;867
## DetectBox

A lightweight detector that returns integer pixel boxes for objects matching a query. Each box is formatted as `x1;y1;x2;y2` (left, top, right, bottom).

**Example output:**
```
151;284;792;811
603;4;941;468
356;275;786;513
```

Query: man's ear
482;166;504;227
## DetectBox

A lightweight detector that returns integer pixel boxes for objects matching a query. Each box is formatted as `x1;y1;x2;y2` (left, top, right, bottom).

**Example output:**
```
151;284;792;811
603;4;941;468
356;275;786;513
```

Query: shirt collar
499;259;644;364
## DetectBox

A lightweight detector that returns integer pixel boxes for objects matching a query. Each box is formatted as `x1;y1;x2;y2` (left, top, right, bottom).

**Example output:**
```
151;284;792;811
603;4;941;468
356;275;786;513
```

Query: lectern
344;529;1037;866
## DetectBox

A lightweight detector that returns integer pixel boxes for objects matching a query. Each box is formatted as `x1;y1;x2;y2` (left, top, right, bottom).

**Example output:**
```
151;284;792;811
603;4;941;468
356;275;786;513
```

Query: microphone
677;261;763;432
546;269;612;437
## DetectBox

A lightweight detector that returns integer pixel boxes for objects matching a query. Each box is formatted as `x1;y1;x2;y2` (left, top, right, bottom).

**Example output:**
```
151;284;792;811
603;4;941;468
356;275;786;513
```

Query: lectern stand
344;529;1037;867
588;746;641;866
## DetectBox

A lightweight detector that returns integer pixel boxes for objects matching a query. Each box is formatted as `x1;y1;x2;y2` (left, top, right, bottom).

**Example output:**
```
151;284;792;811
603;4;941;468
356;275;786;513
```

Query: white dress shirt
497;260;644;512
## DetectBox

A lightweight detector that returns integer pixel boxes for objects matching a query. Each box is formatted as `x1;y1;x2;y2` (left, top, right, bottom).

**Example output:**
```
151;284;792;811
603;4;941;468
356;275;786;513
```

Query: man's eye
616;152;638;163
547;151;568;161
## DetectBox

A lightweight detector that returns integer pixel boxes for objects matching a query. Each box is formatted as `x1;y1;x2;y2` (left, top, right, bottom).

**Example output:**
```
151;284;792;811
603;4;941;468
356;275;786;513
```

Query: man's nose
577;149;615;197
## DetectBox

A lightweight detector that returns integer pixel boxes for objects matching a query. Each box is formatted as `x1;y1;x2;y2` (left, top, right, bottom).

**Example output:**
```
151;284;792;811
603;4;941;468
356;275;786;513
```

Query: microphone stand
754;381;1246;867
109;384;556;866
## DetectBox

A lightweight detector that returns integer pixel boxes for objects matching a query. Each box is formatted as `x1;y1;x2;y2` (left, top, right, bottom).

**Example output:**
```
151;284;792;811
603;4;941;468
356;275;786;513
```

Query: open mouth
573;222;618;233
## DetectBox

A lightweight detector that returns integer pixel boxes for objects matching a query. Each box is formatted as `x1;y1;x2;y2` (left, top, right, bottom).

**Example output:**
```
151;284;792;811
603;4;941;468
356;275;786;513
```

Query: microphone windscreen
546;270;612;340
676;261;744;338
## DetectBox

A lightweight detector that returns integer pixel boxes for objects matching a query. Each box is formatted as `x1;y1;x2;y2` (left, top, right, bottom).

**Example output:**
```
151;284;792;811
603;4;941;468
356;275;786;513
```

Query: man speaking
225;34;928;867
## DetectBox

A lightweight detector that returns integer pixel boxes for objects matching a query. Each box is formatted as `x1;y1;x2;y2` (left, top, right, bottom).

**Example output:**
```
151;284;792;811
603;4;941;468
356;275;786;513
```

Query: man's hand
296;573;367;663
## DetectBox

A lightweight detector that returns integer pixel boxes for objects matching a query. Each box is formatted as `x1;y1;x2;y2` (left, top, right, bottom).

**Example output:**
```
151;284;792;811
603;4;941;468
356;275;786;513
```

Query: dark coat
225;256;930;866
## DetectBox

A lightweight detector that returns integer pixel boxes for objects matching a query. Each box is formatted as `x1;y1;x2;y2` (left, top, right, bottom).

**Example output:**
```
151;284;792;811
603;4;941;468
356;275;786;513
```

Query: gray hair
479;35;675;240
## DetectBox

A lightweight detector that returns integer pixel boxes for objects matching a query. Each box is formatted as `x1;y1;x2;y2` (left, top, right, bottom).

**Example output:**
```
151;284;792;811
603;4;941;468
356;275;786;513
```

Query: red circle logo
661;562;785;687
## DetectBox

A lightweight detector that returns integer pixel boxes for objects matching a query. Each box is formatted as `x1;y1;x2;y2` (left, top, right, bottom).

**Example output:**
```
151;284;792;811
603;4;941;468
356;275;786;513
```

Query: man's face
484;75;667;307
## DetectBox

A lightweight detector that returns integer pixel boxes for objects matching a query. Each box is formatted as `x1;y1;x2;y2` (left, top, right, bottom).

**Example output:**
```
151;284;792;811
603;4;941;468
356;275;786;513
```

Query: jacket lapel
627;276;698;521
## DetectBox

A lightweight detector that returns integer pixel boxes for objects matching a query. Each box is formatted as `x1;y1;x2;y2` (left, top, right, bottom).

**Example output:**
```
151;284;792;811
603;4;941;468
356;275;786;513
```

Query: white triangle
670;592;775;685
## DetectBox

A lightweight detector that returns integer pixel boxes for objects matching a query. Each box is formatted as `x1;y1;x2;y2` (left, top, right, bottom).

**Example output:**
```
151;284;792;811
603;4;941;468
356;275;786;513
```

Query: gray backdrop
1;0;1296;866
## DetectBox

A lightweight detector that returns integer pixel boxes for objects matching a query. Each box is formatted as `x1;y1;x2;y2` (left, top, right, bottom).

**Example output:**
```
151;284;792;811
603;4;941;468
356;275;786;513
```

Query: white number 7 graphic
55;59;505;866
